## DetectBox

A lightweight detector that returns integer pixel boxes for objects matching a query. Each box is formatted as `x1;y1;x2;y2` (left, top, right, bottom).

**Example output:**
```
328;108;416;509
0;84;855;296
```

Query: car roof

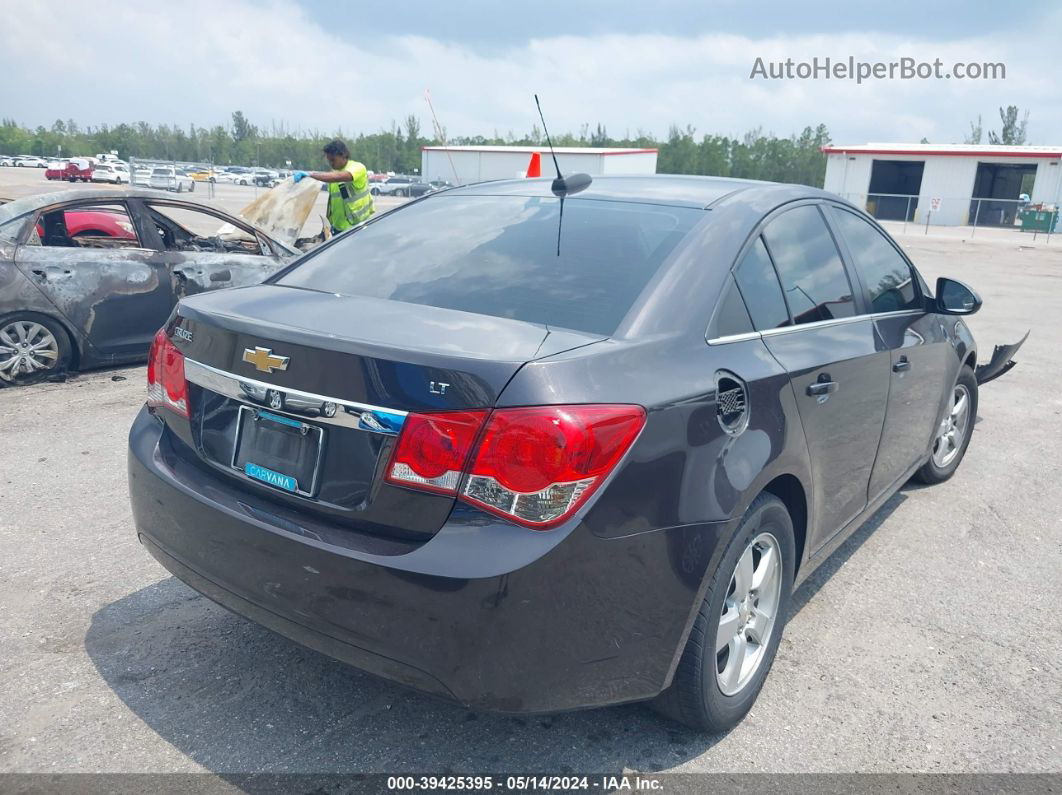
441;174;838;209
0;189;221;224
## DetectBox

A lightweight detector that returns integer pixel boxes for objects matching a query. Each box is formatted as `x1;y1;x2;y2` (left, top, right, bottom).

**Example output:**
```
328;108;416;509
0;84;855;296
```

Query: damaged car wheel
0;313;71;387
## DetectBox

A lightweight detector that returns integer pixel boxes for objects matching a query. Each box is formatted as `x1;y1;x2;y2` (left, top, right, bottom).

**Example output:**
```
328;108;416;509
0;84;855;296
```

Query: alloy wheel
715;531;782;696
932;383;971;468
0;320;60;382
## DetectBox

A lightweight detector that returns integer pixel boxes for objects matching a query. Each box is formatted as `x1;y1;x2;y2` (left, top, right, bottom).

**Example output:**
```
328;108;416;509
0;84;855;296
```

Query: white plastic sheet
235;177;322;247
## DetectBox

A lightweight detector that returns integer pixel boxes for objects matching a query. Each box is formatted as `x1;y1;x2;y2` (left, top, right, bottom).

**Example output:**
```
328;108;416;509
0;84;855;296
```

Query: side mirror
935;277;982;315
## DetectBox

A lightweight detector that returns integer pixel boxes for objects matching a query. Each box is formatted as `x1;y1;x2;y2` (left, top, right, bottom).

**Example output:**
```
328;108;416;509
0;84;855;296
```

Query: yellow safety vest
327;160;374;232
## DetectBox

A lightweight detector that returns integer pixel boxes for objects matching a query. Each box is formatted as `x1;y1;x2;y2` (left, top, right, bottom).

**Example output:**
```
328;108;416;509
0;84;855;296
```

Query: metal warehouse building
823;143;1062;227
420;145;658;186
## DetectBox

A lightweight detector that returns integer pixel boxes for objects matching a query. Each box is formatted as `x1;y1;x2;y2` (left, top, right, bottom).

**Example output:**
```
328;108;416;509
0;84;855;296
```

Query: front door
827;206;954;497
14;201;174;358
140;201;283;299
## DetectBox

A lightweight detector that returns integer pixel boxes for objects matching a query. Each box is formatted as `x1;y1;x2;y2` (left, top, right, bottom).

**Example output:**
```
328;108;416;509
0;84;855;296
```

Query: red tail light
385;410;488;494
146;328;189;418
385;404;645;529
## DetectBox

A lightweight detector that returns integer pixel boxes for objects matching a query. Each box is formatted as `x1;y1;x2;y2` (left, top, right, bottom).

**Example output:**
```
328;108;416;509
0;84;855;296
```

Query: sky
1;0;1059;145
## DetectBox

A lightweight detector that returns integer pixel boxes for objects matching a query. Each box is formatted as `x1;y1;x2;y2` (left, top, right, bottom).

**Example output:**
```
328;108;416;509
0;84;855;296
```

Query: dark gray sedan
128;175;1024;732
0;189;296;385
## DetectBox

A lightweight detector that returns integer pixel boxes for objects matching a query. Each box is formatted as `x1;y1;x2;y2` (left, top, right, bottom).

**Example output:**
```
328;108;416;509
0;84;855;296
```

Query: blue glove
293;171;309;183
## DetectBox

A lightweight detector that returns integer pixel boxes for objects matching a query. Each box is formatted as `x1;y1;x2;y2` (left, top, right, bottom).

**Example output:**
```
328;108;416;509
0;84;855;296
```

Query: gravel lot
0;175;1059;778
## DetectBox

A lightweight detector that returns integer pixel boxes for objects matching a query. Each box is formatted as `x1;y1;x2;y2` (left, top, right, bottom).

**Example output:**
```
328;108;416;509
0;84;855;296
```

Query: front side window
147;203;263;255
762;205;855;325
277;195;702;336
831;208;920;313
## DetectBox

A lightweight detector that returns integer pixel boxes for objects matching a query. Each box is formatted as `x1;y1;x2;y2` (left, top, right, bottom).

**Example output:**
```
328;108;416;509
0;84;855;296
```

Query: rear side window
30;203;141;250
278;195;702;336
831;209;920;313
734;237;790;331
708;276;754;339
0;216;28;243
762;205;856;325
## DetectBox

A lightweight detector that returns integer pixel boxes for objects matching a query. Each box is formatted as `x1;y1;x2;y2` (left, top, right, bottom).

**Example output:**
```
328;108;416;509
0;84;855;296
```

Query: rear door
137;200;284;298
827;205;953;498
752;203;890;552
14;200;174;358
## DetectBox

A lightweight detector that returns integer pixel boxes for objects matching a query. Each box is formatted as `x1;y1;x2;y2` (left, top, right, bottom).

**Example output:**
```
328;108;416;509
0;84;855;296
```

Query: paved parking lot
0;189;1059;777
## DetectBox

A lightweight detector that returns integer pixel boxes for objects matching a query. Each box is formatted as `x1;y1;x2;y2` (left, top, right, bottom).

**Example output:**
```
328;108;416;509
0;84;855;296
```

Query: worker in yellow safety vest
293;138;374;234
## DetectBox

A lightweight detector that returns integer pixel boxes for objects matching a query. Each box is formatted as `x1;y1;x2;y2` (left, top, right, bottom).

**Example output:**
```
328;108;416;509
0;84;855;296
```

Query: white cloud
1;0;1058;144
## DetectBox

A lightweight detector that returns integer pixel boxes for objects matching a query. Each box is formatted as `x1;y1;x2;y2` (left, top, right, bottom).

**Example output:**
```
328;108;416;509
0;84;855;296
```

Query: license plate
232;407;324;497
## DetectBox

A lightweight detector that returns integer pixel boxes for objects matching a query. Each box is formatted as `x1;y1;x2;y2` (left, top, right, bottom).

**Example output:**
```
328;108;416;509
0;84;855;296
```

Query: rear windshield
277;195;702;335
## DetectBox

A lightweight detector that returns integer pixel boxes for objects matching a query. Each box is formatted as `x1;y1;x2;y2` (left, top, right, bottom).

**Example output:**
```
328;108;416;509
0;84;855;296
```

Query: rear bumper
128;407;731;713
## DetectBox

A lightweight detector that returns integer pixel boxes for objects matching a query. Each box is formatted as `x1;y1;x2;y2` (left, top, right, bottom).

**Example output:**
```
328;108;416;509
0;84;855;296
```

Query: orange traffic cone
526;152;541;178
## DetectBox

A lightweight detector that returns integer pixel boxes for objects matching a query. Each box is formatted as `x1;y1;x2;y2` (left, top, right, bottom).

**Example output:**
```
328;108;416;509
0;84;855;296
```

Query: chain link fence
837;192;1058;244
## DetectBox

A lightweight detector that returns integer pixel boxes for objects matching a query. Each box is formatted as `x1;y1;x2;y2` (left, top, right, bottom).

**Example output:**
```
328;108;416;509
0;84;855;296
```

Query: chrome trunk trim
183;358;407;435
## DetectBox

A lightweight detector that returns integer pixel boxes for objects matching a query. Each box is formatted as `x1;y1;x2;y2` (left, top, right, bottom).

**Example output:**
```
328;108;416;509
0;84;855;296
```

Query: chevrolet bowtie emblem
242;347;289;374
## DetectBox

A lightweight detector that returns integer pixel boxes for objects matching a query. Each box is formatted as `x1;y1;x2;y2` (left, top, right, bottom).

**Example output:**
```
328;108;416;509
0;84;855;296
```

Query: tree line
0;111;832;187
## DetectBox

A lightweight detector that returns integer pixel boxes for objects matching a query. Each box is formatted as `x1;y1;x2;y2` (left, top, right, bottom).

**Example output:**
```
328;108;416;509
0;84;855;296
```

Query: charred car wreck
0;189;298;385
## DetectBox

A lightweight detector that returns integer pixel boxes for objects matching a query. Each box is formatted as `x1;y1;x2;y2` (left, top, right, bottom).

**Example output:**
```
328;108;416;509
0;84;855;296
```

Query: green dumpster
1019;208;1059;233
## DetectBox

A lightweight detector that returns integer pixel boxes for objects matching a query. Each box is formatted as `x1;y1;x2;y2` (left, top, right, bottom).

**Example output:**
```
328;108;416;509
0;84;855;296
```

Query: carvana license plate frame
231;406;325;498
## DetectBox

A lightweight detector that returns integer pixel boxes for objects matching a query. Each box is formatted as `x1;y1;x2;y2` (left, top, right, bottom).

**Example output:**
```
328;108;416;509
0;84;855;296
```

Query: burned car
0;189;297;385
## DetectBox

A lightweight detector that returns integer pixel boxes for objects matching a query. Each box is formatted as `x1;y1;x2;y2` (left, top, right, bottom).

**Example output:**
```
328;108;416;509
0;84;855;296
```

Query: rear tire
0;312;73;387
913;366;977;485
651;493;795;732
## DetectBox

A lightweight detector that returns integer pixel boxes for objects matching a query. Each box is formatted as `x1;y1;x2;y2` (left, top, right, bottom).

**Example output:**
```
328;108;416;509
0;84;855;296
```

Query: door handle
806;377;839;397
30;268;71;281
893;356;911;373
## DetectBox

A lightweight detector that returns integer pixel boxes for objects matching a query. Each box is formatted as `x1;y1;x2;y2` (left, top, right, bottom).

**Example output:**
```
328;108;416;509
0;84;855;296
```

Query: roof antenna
534;94;591;197
425;89;460;185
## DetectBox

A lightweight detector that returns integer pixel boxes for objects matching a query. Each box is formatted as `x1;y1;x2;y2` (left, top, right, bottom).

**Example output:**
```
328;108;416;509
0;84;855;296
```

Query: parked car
15;156;47;168
125;175;1025;731
0;156;16;167
91;163;129;184
406;180;434;197
224;167;254;186
45;159;93;182
429;179;454;192
131;167;152;187
371;175;415;196
253;169;280;188
148;167;195;193
0;189;298;385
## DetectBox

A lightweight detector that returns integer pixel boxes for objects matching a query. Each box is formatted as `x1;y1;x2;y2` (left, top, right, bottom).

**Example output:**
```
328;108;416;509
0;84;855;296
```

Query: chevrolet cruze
127;175;1021;731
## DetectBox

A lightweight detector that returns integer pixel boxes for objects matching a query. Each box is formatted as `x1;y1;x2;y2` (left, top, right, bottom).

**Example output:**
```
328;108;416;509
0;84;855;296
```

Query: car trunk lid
168;284;604;539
